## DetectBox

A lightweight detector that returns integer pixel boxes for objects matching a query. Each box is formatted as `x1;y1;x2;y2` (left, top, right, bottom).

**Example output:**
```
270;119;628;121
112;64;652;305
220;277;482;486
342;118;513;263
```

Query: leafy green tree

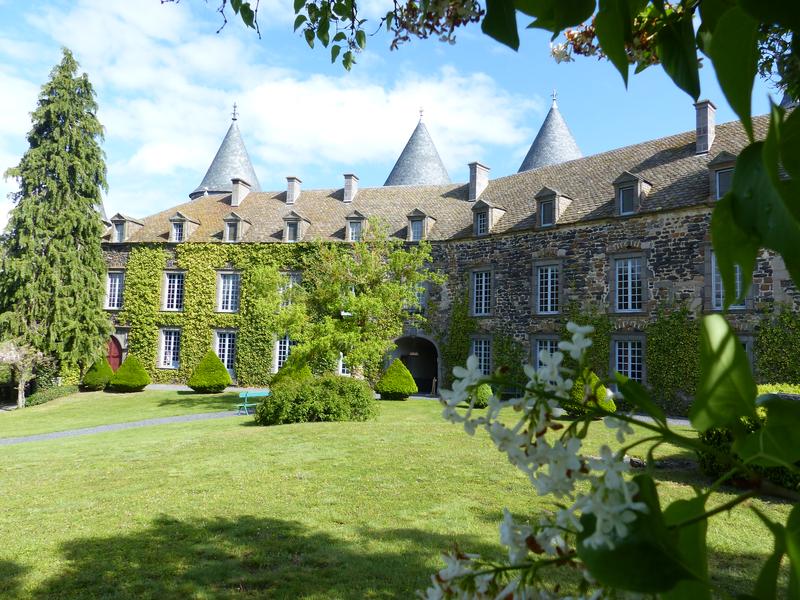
1;48;111;373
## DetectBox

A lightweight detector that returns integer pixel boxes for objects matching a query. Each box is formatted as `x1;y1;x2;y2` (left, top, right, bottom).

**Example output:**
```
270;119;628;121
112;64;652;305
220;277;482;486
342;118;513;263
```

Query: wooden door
107;337;122;371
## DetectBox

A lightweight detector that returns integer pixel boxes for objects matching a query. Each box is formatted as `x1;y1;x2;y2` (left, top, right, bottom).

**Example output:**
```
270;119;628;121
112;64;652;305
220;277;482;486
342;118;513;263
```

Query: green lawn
0;394;791;599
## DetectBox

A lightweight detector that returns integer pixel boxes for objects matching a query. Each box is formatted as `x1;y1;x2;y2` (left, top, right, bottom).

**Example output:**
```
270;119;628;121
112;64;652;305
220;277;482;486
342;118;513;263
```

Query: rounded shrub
254;374;377;426
81;358;114;391
565;369;616;418
375;359;417;400
473;383;493;409
271;353;314;388
109;355;151;393
187;350;232;393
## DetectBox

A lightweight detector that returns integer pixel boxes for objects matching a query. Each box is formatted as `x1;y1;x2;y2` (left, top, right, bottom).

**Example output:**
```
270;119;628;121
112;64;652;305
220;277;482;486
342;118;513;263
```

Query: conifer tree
1;48;110;372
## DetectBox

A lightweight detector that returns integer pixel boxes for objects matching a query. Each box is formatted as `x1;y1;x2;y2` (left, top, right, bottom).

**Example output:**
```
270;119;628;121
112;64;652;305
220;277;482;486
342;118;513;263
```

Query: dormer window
471;199;506;236
113;222;125;243
715;168;733;199
475;211;488;236
409;219;423;241
612;172;650;217
282;211;309;243
168;211;198;243
286;221;299;242
172;221;184;242
108;213;143;243
539;200;555;227
222;212;249;243
618;186;635;216
534;187;571;228
225;222;238;242
708;151;736;201
406;209;435;242
348;220;362;242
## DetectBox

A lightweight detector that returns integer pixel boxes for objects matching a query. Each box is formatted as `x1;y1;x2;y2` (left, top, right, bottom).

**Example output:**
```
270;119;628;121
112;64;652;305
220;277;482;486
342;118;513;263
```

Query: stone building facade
100;97;798;392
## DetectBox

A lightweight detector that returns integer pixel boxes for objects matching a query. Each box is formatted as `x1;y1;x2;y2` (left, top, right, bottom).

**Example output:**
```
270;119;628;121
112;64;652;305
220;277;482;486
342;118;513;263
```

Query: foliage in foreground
375;359;417;400
187;350;232;393
81;358;113;391
109;356;151;393
0;340;47;408
254;374;377;426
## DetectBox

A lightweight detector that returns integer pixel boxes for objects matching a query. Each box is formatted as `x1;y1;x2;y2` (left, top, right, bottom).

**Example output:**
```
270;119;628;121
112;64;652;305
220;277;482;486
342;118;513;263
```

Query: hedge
109;356;151;393
187;350;232;393
566;369;616;418
473;383;493;409
375;359;417;400
26;385;80;407
81;358;114;391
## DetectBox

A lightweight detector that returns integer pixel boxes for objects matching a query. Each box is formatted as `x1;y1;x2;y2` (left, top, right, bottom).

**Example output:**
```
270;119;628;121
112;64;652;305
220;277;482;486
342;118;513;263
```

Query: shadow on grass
28;515;500;600
0;559;27;597
156;392;240;411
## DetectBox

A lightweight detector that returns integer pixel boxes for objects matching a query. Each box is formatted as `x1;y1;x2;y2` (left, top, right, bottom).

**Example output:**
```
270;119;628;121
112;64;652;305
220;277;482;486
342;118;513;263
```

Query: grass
0;394;792;599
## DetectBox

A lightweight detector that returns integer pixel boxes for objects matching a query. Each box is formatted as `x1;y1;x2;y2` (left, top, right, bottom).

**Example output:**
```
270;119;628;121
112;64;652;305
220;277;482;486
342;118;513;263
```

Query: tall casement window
471;338;492;376
171;221;185;242
472;270;492;316
614;256;643;312
539;200;555;227
105;272;124;310
618;186;635;216
410;219;424;242
286;221;299;243
163;272;185;311
715;168;733;199
280;272;302;307
535;264;559;314
218;272;241;312
338;353;350;376
475;211;488;236
215;330;237;374
613;338;644;383
711;251;745;310
533;338;559;368
159;328;181;369
348;220;362;242
276;335;296;370
113;222;125;243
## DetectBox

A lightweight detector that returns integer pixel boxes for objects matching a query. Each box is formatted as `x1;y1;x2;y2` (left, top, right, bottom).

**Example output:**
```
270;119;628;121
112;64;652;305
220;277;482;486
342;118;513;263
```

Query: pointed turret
518;92;582;173
384;111;451;186
780;92;798;109
190;105;261;199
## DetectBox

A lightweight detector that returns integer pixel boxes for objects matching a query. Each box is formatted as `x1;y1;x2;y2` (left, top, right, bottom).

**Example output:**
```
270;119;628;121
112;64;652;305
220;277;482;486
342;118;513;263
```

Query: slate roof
190;119;261;199
518;99;582;172
115;114;765;245
384;120;451;186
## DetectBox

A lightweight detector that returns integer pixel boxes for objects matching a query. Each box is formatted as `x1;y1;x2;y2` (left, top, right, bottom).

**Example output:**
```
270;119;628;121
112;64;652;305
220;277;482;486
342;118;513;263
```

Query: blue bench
236;390;269;415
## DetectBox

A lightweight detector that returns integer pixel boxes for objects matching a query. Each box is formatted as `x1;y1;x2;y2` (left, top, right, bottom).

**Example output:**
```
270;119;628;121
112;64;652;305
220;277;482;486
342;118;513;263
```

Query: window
618;186;635;215
716;168;733;199
410;219;424;241
471;338;492;376
218;273;241;312
533;338;559;368
475;211;488;236
614;339;644;383
539;200;555;227
286;221;299;242
160;329;181;369
215;330;237;373
172;221;185;242
164;272;185;311
339;353;350;376
106;272;124;309
113;222;125;243
711;251;745;310
280;271;302;307
535;264;559;314
225;221;238;242
472;270;492;316
276;335;296;370
614;257;643;312
348;220;362;242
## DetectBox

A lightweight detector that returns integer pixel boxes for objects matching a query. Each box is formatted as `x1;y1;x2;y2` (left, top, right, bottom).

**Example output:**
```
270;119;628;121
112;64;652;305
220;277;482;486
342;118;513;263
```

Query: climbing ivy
435;284;476;387
755;304;800;384
493;329;526;395
563;302;613;378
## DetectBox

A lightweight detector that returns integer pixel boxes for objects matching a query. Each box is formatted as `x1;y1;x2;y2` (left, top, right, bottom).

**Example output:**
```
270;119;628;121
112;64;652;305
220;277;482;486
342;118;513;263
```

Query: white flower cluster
425;323;646;599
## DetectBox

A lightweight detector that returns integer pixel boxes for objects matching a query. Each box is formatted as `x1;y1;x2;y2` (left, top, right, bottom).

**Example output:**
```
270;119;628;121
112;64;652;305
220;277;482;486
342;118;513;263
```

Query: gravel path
0;411;242;446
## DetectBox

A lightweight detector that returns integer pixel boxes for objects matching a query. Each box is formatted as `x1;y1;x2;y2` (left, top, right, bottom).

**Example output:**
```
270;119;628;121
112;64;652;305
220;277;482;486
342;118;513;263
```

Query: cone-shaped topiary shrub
187;350;232;393
81;358;113;391
566;369;616;418
375;359;417;400
109;355;151;393
473;383;493;409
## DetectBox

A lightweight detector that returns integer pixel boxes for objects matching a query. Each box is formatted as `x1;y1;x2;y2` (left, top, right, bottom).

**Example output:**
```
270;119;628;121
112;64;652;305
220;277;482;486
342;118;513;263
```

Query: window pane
534;338;559;368
615;257;642;311
471;338;491;375
106;273;124;309
711;251;745;309
475;212;488;235
410;219;423;241
276;335;296;370
472;271;491;315
615;340;643;382
226;222;238;241
619;187;634;214
172;222;184;242
216;331;237;371
540;201;554;226
716;169;733;199
161;329;181;368
349;221;362;242
220;273;241;312
114;223;125;243
536;265;559;314
165;272;185;310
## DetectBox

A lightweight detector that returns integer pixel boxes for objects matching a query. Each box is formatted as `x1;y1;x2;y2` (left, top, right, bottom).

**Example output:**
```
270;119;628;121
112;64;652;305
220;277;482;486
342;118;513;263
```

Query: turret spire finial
231;102;239;121
419;106;424;122
551;89;558;107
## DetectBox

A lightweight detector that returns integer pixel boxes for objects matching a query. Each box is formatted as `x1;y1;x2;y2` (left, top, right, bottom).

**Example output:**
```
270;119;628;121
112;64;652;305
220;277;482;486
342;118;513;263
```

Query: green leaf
355;29;366;49
516;0;596;35
615;374;666;426
733;395;800;467
707;7;758;138
333;31;347;42
316;18;330;46
231;0;242;13
239;3;255;28
696;0;732;54
656;12;700;100
481;0;520;51
737;0;800;31
594;0;643;85
294;0;306;14
385;11;394;31
776;108;800;223
578;474;695;593
662;494;711;600
751;508;786;600
342;50;355;70
293;14;307;31
330;44;341;64
304;28;315;48
786;504;800;598
690;314;757;432
710;193;759;308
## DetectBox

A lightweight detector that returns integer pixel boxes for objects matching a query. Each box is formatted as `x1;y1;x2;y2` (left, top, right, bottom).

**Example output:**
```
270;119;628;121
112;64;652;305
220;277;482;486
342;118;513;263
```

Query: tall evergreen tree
1;48;110;371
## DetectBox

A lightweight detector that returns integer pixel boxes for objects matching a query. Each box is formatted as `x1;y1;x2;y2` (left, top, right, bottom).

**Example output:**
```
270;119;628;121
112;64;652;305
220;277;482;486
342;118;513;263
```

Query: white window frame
539;200;555;227
711;251;745;310
274;335;296;371
162;271;185;311
159;328;181;369
214;329;237;375
471;337;492;376
171;221;185;243
533;337;559;369
613;338;644;383
113;222;125;243
618;186;635;216
715;168;734;200
217;272;241;313
338;353;351;376
105;271;124;310
348;220;363;242
224;221;238;242
280;271;302;308
286;221;299;243
614;256;643;313
475;211;488;236
472;270;492;316
410;219;424;241
535;264;559;315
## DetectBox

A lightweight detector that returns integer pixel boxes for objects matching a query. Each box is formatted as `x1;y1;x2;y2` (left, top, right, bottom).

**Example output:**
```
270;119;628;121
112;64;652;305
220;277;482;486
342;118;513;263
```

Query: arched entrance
393;336;439;396
107;337;123;371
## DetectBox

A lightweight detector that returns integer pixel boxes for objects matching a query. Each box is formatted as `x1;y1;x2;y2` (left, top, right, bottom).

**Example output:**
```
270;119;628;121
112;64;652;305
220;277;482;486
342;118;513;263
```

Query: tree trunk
17;380;26;409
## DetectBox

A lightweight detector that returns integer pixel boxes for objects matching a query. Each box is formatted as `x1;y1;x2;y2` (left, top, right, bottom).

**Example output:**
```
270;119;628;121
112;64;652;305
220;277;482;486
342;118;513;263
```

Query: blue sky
0;0;777;226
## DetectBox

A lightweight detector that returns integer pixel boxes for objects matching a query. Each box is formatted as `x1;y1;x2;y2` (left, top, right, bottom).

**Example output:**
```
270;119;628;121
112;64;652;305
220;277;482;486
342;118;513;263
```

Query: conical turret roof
780;92;798;109
190;113;261;199
384;117;451;186
518;95;582;173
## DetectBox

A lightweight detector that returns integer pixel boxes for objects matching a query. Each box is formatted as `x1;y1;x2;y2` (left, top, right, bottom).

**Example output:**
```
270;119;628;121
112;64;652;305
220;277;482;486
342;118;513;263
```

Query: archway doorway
107;337;123;372
393;336;439;396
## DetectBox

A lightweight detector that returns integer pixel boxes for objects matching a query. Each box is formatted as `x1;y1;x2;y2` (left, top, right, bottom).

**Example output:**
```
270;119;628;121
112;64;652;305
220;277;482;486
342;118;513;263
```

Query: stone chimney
231;178;251;207
286;176;301;205
343;174;359;203
468;162;490;201
694;100;716;154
